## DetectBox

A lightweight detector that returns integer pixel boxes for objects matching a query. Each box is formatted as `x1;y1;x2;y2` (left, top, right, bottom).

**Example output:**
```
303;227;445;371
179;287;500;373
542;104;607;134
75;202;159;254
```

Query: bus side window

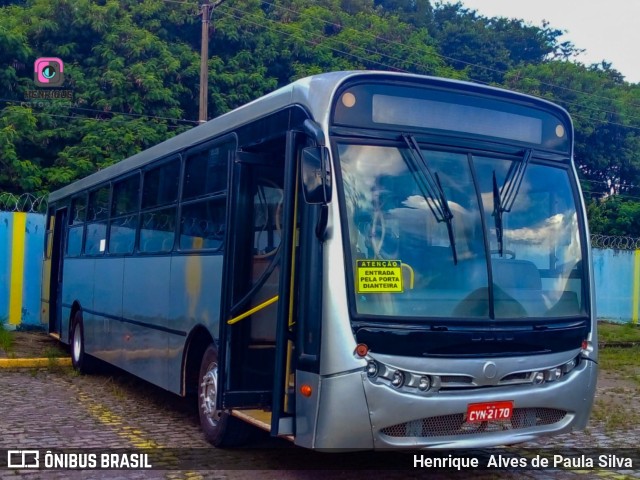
140;159;180;254
85;186;110;255
67;195;87;257
179;142;231;252
109;174;140;255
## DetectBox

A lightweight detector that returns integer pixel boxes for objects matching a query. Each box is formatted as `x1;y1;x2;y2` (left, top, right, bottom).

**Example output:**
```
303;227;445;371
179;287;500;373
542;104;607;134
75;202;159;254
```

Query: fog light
532;371;545;384
391;370;404;388
366;361;378;377
418;376;431;391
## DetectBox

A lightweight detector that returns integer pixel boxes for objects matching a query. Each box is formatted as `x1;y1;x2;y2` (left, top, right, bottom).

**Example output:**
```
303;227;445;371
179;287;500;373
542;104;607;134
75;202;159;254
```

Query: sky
441;0;640;84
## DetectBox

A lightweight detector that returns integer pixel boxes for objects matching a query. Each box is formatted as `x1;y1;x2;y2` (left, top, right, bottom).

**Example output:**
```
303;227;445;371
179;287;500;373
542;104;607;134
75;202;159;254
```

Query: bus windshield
338;142;585;320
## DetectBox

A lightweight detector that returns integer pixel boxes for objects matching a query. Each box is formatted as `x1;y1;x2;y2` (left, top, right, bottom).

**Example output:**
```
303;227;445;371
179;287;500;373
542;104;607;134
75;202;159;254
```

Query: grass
598;321;640;343
591;398;640;432
597;322;640;383
0;319;14;355
44;346;64;359
592;321;640;431
598;346;640;384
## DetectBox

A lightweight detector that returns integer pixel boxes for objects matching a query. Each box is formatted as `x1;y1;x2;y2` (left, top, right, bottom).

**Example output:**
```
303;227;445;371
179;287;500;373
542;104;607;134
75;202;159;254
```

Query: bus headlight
418;376;431;392
391;370;405;388
532;371;545;384
366;361;378;378
563;358;577;373
546;368;562;382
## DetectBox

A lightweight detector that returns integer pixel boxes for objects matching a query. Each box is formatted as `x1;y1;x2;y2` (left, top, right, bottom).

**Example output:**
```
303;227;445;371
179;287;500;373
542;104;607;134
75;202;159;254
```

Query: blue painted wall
592;248;638;323
0;212;45;327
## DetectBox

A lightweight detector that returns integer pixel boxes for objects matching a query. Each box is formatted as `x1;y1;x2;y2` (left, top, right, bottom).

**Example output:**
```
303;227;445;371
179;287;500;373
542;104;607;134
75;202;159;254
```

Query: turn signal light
355;343;369;357
300;384;313;397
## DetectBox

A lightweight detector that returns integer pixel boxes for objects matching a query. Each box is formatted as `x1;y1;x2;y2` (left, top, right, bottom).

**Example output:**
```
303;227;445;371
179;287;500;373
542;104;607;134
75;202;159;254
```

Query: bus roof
48;71;569;203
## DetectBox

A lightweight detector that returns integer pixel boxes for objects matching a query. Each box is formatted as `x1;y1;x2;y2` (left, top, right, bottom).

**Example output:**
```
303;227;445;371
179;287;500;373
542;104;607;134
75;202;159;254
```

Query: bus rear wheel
198;344;251;447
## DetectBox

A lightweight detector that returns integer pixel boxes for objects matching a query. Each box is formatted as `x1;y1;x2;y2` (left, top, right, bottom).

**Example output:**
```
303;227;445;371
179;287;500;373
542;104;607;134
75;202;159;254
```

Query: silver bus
41;71;596;449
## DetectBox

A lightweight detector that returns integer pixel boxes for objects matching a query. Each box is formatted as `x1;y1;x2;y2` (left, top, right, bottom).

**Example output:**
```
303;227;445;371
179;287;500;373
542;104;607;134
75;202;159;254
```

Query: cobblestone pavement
0;364;638;480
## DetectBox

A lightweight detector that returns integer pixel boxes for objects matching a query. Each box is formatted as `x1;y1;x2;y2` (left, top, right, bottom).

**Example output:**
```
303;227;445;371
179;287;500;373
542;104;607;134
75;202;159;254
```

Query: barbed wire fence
0;192;48;213
590;234;640;251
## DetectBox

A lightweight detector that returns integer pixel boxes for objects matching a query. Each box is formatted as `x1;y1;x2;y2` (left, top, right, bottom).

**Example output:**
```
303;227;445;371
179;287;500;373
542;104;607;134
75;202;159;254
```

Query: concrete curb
0;357;72;368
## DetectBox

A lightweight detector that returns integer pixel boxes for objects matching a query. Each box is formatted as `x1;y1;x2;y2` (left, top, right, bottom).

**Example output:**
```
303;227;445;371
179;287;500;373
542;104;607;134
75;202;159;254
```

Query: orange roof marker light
300;385;313;397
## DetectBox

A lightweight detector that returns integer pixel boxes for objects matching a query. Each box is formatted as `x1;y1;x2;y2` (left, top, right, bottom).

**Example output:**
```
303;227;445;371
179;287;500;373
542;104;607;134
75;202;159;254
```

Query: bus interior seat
492;259;541;290
434;257;487;291
545;291;580;316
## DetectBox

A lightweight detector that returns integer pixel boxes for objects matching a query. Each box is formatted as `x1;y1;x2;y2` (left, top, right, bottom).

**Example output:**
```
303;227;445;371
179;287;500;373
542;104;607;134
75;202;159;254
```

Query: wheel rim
72;326;81;362
200;362;220;427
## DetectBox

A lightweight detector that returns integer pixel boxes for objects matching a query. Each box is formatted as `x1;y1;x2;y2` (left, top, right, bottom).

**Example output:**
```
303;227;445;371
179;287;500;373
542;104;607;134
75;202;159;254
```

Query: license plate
466;401;513;422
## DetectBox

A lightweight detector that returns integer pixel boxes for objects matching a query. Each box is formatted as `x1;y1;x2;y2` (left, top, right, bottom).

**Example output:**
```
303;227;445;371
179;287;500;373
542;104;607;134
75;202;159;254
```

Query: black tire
198;344;252;447
70;313;94;374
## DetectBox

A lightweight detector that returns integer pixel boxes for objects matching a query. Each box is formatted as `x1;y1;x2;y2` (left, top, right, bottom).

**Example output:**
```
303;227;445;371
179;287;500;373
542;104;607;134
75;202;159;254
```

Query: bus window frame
108;171;141;256
177;135;237;254
66;193;88;257
84;185;111;257
138;155;182;255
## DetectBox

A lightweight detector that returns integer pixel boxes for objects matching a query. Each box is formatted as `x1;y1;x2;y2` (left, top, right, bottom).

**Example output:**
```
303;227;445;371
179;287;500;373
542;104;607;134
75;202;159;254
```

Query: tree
262;0;455;81
374;0;433;29
503;62;640;199
0;0;199;193
588;197;640;237
430;2;581;84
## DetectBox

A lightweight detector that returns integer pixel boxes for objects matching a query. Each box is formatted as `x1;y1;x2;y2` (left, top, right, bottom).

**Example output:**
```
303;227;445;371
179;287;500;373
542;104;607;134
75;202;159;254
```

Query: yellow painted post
633;249;640;324
9;212;27;326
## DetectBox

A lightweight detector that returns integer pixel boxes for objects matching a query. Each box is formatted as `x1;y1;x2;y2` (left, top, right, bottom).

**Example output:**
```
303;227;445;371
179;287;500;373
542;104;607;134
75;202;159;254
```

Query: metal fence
0;193;47;214
591;234;640;251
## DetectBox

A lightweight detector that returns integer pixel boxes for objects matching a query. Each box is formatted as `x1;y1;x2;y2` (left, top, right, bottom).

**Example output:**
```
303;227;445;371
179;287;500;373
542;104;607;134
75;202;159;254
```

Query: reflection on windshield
338;143;585;320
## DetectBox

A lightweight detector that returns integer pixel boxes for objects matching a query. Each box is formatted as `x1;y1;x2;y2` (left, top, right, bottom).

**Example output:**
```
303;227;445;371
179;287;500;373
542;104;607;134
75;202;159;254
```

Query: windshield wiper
492;149;532;256
402;134;457;265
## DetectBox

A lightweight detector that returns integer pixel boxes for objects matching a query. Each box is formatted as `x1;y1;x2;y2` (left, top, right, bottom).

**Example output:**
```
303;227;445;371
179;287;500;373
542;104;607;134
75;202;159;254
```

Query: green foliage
0;0;199;193
598;322;640;344
430;3;581;84
588;197;640;237
0;319;14;355
504;62;640;210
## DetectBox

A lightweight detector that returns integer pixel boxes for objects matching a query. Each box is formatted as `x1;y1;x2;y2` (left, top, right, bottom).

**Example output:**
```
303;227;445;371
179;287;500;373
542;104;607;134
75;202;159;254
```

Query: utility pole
199;0;225;124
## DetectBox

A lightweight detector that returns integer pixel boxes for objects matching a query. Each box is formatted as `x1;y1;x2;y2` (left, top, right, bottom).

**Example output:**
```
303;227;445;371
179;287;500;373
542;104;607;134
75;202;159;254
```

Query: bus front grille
379;408;567;438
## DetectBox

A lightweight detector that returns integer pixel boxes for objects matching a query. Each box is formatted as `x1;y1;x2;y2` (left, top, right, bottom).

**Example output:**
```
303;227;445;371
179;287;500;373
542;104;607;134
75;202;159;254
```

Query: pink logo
34;57;64;87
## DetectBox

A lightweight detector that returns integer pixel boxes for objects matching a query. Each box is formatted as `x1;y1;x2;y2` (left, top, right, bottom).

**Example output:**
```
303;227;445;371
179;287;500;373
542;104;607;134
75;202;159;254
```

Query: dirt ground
0;329;69;359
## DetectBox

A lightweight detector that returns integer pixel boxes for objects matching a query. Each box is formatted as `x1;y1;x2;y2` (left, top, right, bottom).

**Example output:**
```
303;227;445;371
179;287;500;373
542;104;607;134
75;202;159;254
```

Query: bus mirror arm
303;119;325;146
298;353;319;369
315;205;328;240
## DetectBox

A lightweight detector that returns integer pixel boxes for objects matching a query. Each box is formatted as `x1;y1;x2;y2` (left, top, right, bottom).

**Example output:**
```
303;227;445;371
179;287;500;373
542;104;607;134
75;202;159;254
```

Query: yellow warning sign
356;260;403;293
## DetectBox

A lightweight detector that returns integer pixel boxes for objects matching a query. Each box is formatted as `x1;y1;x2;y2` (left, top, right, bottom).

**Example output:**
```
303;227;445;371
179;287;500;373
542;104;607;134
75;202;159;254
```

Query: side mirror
301;146;332;205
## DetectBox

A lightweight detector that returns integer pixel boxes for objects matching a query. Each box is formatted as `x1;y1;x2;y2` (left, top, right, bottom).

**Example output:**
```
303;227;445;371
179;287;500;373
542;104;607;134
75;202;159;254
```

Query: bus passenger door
218;131;300;436
48;207;67;338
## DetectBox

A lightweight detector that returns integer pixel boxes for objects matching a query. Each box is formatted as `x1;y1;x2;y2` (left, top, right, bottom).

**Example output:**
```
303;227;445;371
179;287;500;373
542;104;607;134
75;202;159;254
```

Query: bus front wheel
198;345;251;447
70;313;93;374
